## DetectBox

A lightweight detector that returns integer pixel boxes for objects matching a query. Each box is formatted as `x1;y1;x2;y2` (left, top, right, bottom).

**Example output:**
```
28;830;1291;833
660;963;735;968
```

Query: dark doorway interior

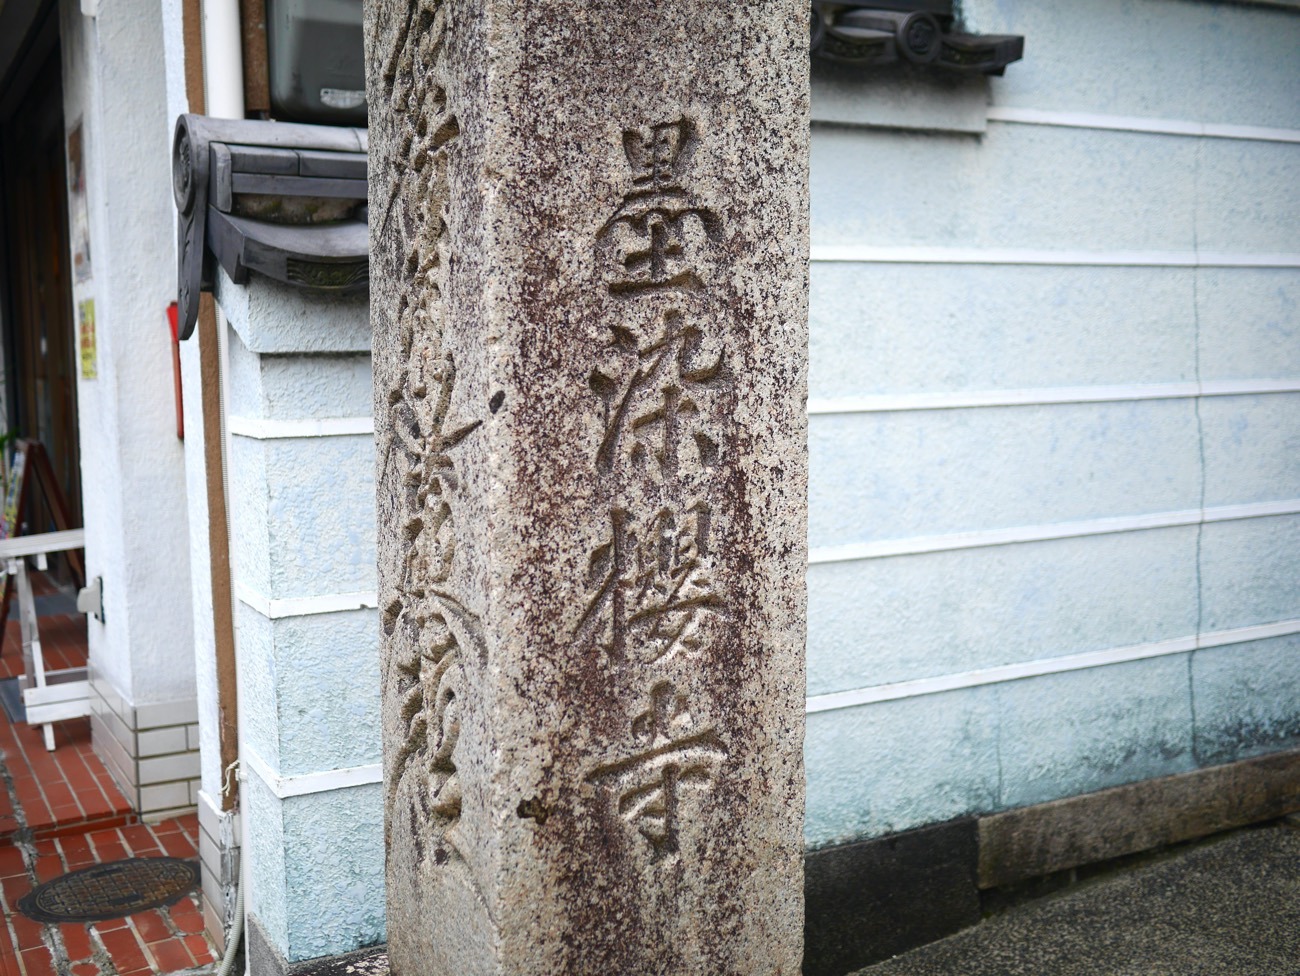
0;27;83;561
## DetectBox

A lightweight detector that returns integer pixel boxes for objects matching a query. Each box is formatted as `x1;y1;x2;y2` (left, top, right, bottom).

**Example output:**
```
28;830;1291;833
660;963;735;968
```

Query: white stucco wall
152;0;230;805
59;0;196;709
804;0;1300;847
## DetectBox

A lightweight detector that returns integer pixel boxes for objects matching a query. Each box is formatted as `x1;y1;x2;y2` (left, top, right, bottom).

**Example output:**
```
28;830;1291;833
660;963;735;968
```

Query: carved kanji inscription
575;503;722;667
578;118;740;858
377;0;483;870
588;309;725;480
596;119;721;295
587;682;727;856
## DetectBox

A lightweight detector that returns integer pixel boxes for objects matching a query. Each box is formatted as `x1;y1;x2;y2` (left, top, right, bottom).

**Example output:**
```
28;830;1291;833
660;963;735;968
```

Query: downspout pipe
201;0;245;120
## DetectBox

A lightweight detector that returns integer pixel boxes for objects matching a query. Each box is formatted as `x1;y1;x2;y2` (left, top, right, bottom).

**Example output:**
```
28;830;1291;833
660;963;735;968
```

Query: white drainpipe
201;0;245;120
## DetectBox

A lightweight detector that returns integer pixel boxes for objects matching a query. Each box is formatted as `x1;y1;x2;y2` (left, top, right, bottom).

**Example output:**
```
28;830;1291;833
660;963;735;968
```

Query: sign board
78;300;96;380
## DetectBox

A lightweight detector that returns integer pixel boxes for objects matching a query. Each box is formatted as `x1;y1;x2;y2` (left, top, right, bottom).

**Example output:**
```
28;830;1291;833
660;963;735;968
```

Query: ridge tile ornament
366;2;809;973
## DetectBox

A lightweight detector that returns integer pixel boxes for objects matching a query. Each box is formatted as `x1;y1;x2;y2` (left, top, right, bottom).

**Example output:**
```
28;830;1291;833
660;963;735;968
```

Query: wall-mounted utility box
267;0;366;125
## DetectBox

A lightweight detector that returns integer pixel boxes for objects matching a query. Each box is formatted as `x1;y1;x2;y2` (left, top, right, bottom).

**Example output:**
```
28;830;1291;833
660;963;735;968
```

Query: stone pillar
365;3;809;973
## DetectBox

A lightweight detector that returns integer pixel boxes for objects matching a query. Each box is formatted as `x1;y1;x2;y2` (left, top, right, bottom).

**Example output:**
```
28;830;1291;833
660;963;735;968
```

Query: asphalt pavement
855;820;1300;976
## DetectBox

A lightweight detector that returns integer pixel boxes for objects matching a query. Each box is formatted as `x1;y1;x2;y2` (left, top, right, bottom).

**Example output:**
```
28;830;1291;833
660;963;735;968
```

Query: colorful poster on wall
0;443;27;542
68;121;92;283
78;300;97;379
0;442;24;585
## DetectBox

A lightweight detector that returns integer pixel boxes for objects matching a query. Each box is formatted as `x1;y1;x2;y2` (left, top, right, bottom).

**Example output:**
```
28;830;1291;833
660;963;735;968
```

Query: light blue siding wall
220;275;386;960
805;0;1300;848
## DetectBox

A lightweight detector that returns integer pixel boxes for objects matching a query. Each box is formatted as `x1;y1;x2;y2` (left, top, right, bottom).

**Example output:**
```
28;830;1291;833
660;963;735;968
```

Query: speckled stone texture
364;2;809;973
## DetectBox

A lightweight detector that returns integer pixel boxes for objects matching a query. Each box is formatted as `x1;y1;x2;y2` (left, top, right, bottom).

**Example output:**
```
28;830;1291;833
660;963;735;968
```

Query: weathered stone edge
978;747;1300;889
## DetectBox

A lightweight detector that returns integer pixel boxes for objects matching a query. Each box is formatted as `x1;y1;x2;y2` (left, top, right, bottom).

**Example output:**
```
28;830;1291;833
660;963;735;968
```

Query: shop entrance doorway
0;34;83;572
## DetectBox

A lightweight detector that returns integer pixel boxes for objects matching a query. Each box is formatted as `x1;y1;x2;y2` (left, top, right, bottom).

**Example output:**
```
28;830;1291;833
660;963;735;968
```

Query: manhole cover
17;857;199;923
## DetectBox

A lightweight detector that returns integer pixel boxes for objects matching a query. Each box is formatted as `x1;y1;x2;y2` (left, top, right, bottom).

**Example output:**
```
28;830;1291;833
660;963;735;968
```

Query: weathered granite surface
365;2;809;972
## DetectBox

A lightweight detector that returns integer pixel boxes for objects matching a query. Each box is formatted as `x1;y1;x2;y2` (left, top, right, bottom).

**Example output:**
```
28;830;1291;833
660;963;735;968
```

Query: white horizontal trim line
0;529;86;559
810;245;1300;268
808;498;1300;564
986;105;1300;145
227;416;374;440
235;582;378;619
808;378;1300;414
242;747;382;799
806;618;1300;715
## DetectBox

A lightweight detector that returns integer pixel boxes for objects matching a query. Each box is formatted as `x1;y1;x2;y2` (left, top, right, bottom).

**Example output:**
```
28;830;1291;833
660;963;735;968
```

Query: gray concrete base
805;819;980;976
247;915;385;976
979;746;1300;888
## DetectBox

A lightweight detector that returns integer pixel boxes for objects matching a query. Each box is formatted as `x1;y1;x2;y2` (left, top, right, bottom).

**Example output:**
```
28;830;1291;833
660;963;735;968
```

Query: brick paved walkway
1;816;215;976
0;595;218;975
0;715;134;843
